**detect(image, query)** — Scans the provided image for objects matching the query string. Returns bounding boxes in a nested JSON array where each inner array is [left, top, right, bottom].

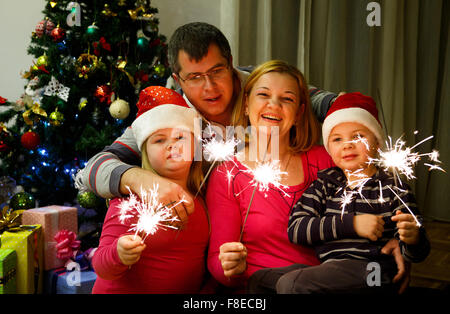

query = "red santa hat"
[[322, 92, 385, 152], [131, 86, 198, 150]]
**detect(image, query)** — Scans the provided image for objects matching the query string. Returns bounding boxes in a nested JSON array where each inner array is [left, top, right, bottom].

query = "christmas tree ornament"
[[136, 33, 149, 51], [86, 22, 99, 39], [153, 63, 166, 77], [76, 53, 99, 79], [109, 98, 130, 119], [49, 108, 64, 126], [43, 76, 70, 101], [35, 18, 55, 37], [23, 103, 48, 126], [118, 0, 127, 6], [78, 97, 88, 110], [66, 2, 81, 27], [94, 84, 113, 105], [77, 191, 99, 208], [20, 131, 40, 150], [36, 54, 48, 67], [51, 25, 66, 42], [101, 4, 117, 17], [0, 126, 12, 154], [9, 192, 35, 211], [49, 1, 58, 8]]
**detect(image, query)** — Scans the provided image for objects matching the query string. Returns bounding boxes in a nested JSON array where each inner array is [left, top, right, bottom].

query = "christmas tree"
[[0, 0, 169, 231]]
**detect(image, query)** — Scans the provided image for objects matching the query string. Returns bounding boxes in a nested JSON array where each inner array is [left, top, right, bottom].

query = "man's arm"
[[308, 85, 338, 123], [75, 127, 141, 199]]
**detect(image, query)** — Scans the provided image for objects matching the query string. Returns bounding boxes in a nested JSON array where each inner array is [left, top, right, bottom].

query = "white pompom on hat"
[[322, 92, 385, 153], [131, 86, 198, 151]]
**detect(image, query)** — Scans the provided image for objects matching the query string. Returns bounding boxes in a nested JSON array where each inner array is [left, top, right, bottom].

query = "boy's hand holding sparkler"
[[391, 210, 420, 245], [353, 214, 385, 241], [219, 242, 248, 277], [117, 234, 147, 266]]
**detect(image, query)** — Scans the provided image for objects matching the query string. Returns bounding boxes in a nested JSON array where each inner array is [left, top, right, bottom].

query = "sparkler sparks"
[[118, 185, 185, 241]]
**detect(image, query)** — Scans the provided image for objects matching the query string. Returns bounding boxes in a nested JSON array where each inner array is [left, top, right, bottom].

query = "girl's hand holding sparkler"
[[219, 242, 247, 277], [353, 214, 385, 241], [391, 210, 420, 245], [117, 234, 147, 266]]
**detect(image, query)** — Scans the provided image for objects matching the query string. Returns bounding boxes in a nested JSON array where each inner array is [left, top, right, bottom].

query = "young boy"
[[248, 92, 430, 294]]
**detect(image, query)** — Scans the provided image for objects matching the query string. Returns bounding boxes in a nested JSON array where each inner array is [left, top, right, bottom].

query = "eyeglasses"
[[177, 65, 230, 88]]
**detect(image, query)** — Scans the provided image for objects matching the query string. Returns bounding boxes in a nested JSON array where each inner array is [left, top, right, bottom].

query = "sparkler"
[[239, 133, 290, 241], [194, 128, 240, 198], [118, 185, 186, 241]]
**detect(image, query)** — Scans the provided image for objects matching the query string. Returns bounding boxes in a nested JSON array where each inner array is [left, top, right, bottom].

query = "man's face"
[[174, 44, 234, 125]]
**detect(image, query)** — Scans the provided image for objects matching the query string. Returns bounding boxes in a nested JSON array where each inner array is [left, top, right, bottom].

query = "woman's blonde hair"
[[140, 136, 205, 197], [231, 60, 321, 153]]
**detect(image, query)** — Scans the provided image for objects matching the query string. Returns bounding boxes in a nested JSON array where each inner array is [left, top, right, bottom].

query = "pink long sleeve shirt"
[[92, 197, 209, 294], [206, 145, 333, 289]]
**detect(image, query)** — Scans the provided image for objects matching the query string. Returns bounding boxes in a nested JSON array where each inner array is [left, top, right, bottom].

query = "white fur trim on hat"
[[322, 107, 384, 153], [132, 104, 198, 150]]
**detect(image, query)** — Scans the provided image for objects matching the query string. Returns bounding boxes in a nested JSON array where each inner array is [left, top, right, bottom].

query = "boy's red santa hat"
[[322, 92, 385, 152], [131, 86, 198, 150]]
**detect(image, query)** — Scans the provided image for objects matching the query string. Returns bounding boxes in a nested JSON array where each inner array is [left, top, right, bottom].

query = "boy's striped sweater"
[[288, 167, 430, 264]]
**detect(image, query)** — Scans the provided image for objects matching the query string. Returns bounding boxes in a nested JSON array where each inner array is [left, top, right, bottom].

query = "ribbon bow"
[[0, 206, 22, 235], [22, 102, 47, 126], [54, 229, 81, 260], [0, 96, 7, 104], [44, 76, 70, 102]]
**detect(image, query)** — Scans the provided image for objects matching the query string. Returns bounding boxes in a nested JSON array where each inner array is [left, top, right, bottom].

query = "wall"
[[0, 0, 47, 101]]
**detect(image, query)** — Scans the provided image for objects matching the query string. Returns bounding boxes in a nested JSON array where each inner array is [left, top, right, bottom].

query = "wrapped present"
[[0, 225, 43, 294], [0, 249, 17, 294], [21, 205, 78, 270], [44, 267, 97, 294]]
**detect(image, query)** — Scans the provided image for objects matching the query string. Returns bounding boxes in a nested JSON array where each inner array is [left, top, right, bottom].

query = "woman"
[[206, 60, 334, 291]]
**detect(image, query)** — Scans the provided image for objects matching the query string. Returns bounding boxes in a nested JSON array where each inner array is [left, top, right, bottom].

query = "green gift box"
[[0, 249, 17, 294], [0, 225, 43, 294]]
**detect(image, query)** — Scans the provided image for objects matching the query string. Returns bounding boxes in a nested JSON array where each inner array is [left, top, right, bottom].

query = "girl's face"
[[328, 122, 379, 175], [245, 72, 302, 145], [145, 128, 194, 178]]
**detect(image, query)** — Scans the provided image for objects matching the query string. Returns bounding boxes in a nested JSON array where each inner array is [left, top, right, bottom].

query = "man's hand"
[[120, 167, 195, 227], [381, 238, 411, 294]]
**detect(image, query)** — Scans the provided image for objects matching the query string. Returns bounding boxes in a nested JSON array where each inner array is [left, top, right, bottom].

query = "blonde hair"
[[232, 60, 320, 153], [141, 136, 205, 197]]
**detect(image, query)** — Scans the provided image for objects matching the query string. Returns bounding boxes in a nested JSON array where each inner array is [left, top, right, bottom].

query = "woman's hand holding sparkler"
[[120, 168, 195, 226], [353, 214, 385, 241], [391, 210, 420, 245], [219, 242, 248, 277], [117, 234, 147, 266]]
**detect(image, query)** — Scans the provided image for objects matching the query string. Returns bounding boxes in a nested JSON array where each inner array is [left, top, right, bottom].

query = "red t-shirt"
[[206, 145, 333, 288], [92, 197, 209, 293]]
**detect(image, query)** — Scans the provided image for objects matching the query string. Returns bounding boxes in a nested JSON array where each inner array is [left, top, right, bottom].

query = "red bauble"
[[21, 131, 40, 150], [35, 19, 55, 37], [94, 85, 113, 105], [51, 27, 66, 42]]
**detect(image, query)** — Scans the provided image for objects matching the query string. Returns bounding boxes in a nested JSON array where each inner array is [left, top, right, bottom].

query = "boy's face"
[[174, 44, 234, 125], [328, 122, 379, 174], [146, 128, 194, 179]]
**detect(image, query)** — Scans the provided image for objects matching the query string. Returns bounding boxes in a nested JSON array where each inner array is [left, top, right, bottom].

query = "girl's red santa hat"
[[131, 86, 198, 150], [322, 92, 385, 152]]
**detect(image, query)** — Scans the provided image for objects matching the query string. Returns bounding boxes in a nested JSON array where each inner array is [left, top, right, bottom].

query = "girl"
[[92, 86, 210, 293]]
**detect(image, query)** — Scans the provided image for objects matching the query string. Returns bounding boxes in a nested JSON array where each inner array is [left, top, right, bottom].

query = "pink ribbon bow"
[[54, 229, 81, 260]]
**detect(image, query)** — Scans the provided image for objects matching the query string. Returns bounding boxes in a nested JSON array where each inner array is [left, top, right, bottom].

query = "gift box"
[[44, 267, 97, 294], [0, 249, 17, 294], [21, 205, 78, 270], [0, 225, 43, 294]]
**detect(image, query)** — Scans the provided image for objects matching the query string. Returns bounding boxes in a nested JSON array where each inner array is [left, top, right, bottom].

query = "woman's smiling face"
[[245, 71, 301, 144]]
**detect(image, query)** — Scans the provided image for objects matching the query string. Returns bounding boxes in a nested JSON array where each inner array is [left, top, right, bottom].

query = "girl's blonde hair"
[[232, 60, 321, 153], [141, 136, 205, 197]]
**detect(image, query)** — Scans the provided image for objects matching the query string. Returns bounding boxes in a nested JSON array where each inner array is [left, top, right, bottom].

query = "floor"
[[410, 220, 450, 291]]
